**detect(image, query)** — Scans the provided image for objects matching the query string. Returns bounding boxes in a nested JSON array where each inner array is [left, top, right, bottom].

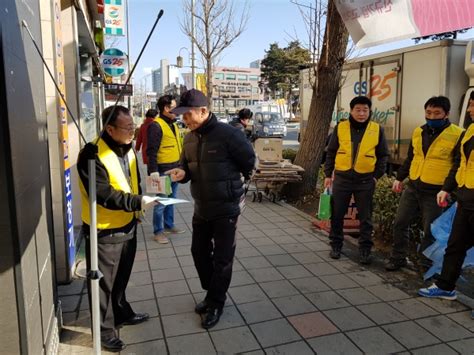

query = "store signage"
[[104, 83, 133, 96], [104, 0, 125, 36], [100, 48, 128, 77]]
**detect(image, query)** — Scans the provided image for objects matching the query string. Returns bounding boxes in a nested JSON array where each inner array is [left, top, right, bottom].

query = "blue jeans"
[[153, 181, 178, 234]]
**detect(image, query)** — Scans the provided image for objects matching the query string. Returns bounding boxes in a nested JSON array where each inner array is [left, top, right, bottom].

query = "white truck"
[[299, 39, 474, 166]]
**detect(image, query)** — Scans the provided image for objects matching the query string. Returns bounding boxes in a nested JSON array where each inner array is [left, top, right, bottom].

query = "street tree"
[[181, 0, 249, 108], [289, 0, 349, 198], [260, 41, 311, 100]]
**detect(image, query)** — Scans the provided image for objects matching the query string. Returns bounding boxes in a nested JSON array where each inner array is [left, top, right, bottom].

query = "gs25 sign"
[[100, 48, 128, 77], [353, 71, 397, 101]]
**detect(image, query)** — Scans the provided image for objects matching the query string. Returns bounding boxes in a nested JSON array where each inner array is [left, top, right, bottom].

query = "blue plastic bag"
[[423, 203, 474, 279]]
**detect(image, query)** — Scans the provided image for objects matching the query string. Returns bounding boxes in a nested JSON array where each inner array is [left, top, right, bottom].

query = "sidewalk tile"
[[346, 327, 404, 354], [177, 255, 194, 267], [280, 243, 311, 253], [237, 224, 259, 232], [238, 300, 281, 323], [256, 245, 287, 256], [129, 271, 153, 287], [248, 237, 275, 246], [229, 284, 268, 304], [277, 265, 312, 279], [410, 344, 458, 355], [157, 294, 196, 316], [366, 284, 411, 301], [284, 227, 308, 236], [152, 267, 184, 283], [304, 262, 341, 276], [265, 341, 313, 355], [148, 257, 180, 270], [290, 276, 330, 293], [241, 230, 267, 238], [161, 312, 205, 337], [266, 254, 299, 266], [319, 274, 359, 289], [210, 326, 260, 353], [273, 295, 317, 316], [58, 281, 85, 296], [275, 222, 297, 229], [383, 321, 441, 349], [256, 222, 280, 229], [181, 266, 199, 279], [120, 339, 166, 354], [448, 337, 474, 354], [337, 287, 381, 305], [260, 280, 299, 298], [154, 280, 190, 298], [324, 306, 375, 330], [60, 295, 81, 313], [236, 239, 253, 248], [305, 241, 332, 252], [250, 319, 301, 347], [132, 260, 150, 273], [358, 302, 408, 324], [148, 248, 176, 259], [174, 245, 191, 256], [130, 299, 159, 318], [230, 270, 255, 287], [389, 298, 439, 319], [346, 271, 384, 287], [238, 256, 272, 270], [210, 305, 245, 330], [306, 290, 350, 310], [307, 333, 363, 355], [416, 315, 473, 342], [288, 312, 338, 338], [290, 252, 324, 264], [236, 248, 262, 259], [187, 277, 203, 293], [329, 260, 365, 273], [167, 333, 215, 354], [127, 285, 155, 302], [418, 297, 468, 314], [248, 267, 284, 282], [120, 317, 163, 343], [447, 311, 474, 332]]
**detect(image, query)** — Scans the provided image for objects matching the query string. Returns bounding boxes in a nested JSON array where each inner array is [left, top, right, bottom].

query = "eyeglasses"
[[112, 124, 137, 132]]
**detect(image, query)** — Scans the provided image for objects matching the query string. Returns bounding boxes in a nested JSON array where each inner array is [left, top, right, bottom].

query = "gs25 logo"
[[353, 71, 397, 101]]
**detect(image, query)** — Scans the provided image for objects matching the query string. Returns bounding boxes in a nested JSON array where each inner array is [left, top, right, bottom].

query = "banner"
[[196, 73, 207, 95], [335, 0, 474, 48], [104, 0, 125, 36]]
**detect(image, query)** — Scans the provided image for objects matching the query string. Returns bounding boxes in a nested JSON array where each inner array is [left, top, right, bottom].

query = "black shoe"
[[330, 247, 341, 259], [195, 300, 209, 315], [101, 337, 126, 352], [121, 312, 150, 326], [359, 250, 372, 265], [201, 307, 223, 329], [385, 258, 407, 271]]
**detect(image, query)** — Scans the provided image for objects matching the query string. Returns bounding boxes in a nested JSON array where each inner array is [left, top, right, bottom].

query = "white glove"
[[150, 171, 160, 182], [141, 196, 158, 210]]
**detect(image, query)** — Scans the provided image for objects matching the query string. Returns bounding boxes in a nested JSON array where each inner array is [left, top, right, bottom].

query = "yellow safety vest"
[[409, 124, 463, 185], [456, 123, 474, 188], [335, 120, 380, 174], [155, 117, 182, 164], [80, 138, 139, 230]]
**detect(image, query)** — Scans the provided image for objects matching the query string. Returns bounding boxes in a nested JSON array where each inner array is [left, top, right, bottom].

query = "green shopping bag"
[[317, 188, 332, 220], [164, 175, 172, 196]]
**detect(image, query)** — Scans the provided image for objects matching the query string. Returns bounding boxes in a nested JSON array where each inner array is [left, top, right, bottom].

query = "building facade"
[[212, 66, 262, 115]]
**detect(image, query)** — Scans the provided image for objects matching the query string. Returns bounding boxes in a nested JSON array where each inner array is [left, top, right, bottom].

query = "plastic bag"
[[318, 188, 332, 220], [424, 203, 474, 280]]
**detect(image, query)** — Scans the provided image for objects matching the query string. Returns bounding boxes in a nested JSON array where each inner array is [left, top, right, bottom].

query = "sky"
[[110, 0, 474, 90]]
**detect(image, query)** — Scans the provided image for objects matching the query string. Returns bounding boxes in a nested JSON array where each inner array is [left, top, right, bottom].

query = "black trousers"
[[86, 232, 137, 340], [391, 184, 442, 261], [329, 177, 375, 251], [191, 214, 238, 309], [436, 206, 474, 291]]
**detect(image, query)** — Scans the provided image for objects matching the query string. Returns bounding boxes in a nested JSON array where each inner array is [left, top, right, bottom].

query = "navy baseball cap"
[[171, 89, 208, 115]]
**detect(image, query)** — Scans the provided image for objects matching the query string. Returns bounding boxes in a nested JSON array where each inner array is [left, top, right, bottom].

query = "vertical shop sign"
[[104, 0, 125, 36]]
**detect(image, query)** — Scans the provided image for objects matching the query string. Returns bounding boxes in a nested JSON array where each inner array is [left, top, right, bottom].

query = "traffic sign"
[[100, 48, 128, 77]]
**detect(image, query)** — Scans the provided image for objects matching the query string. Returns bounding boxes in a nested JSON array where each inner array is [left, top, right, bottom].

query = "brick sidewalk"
[[58, 185, 474, 354]]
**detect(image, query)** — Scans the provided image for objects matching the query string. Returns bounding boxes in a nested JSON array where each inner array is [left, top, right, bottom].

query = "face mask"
[[425, 118, 446, 128]]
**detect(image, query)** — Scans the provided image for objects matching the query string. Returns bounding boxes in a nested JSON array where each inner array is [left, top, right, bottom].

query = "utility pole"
[[126, 0, 132, 111], [191, 0, 196, 89]]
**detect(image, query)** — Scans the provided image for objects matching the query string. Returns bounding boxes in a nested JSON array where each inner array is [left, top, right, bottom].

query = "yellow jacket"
[[154, 117, 183, 164], [456, 123, 474, 188]]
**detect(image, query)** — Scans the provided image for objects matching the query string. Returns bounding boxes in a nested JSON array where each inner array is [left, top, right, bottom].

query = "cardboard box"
[[254, 138, 283, 161]]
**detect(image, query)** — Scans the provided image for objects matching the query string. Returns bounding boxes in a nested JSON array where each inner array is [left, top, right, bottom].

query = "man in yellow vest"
[[146, 94, 185, 244], [77, 105, 156, 352], [418, 91, 474, 300], [386, 96, 464, 271], [324, 96, 389, 264]]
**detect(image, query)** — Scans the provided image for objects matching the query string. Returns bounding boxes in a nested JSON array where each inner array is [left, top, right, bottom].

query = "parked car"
[[252, 111, 287, 138]]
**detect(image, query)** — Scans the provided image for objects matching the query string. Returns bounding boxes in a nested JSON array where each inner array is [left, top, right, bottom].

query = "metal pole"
[[88, 159, 101, 354], [126, 0, 132, 111], [191, 0, 196, 89]]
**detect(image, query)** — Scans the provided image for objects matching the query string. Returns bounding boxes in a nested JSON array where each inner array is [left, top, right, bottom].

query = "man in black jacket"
[[324, 96, 389, 264], [77, 106, 155, 352], [385, 96, 463, 271], [229, 108, 252, 140], [166, 89, 256, 329]]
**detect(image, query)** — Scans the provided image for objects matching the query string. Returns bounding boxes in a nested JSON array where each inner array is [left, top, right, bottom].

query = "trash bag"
[[423, 203, 474, 280], [318, 188, 331, 221]]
